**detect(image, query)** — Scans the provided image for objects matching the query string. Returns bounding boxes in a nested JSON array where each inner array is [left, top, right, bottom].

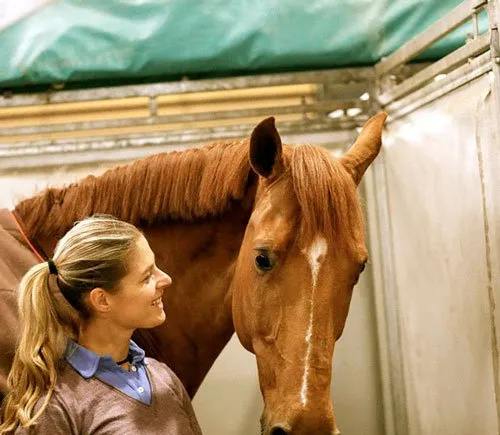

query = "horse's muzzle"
[[266, 424, 341, 435]]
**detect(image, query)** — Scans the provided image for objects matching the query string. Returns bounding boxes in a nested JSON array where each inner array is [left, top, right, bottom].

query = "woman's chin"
[[155, 310, 167, 326], [136, 310, 166, 330]]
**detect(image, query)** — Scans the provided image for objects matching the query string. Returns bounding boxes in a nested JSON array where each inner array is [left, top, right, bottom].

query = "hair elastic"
[[47, 259, 58, 276]]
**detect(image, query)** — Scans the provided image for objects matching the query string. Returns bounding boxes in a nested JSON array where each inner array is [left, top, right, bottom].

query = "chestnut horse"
[[0, 113, 386, 435]]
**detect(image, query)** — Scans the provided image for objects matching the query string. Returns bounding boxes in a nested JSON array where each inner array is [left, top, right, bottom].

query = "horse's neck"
[[15, 139, 256, 396], [135, 203, 251, 397]]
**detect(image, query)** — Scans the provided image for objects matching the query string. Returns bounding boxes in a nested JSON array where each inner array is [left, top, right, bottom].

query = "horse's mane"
[[15, 140, 253, 239], [15, 139, 362, 251]]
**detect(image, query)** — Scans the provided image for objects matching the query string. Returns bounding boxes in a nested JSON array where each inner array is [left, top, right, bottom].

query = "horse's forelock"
[[288, 145, 363, 252]]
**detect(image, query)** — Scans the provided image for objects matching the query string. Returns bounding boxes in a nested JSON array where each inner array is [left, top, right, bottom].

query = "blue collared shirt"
[[64, 339, 152, 405]]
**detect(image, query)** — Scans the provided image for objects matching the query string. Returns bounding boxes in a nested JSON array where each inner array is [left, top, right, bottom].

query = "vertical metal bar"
[[486, 1, 500, 431], [364, 165, 397, 435], [473, 12, 480, 38], [364, 87, 409, 434], [363, 89, 409, 435]]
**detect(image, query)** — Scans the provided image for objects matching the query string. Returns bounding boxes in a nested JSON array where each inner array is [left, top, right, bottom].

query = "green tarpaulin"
[[0, 0, 487, 89]]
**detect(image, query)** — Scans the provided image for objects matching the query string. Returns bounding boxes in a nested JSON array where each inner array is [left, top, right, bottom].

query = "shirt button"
[[137, 387, 145, 394], [131, 366, 137, 372]]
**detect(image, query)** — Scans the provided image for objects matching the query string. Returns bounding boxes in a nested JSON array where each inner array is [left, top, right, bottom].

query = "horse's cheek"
[[254, 283, 282, 341]]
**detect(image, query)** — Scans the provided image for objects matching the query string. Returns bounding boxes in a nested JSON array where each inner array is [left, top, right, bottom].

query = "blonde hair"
[[0, 215, 142, 433]]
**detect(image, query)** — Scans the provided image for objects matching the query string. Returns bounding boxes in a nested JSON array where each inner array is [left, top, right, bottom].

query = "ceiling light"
[[327, 109, 344, 119], [359, 92, 370, 101], [346, 107, 362, 117]]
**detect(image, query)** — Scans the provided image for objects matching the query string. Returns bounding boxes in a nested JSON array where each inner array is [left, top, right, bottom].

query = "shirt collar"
[[64, 339, 147, 378], [128, 340, 147, 365]]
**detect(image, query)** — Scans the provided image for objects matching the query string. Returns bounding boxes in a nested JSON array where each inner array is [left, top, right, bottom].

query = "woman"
[[0, 215, 202, 435]]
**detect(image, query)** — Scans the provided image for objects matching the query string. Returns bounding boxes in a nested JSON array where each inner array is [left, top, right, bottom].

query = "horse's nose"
[[270, 425, 340, 435], [269, 424, 290, 435]]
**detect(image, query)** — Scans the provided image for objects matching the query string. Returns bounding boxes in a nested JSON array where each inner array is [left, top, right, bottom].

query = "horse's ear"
[[249, 117, 283, 178], [341, 112, 387, 185]]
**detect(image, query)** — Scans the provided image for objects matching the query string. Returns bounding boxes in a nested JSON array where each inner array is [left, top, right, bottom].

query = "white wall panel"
[[371, 73, 499, 435]]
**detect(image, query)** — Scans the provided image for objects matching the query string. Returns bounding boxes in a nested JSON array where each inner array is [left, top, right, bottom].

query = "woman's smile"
[[151, 296, 163, 308]]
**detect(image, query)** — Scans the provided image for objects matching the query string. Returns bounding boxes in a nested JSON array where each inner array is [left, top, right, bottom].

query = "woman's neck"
[[78, 319, 133, 363]]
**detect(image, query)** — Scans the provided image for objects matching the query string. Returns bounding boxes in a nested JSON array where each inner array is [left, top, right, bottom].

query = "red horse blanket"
[[0, 209, 39, 401]]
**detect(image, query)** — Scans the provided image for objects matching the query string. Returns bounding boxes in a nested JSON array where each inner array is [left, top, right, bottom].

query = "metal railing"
[[376, 0, 492, 116]]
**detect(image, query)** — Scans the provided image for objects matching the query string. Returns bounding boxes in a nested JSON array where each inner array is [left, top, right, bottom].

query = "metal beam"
[[0, 116, 367, 157], [0, 120, 359, 170], [0, 99, 369, 138], [378, 32, 490, 106], [375, 0, 487, 76], [0, 68, 374, 107], [385, 50, 492, 121], [0, 137, 353, 171]]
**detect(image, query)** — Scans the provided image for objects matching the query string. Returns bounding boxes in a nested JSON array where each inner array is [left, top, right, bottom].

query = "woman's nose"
[[157, 270, 172, 287]]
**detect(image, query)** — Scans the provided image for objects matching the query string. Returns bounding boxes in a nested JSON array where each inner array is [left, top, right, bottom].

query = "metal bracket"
[[489, 1, 500, 62]]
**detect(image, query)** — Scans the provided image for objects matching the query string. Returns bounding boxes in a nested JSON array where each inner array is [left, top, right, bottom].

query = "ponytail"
[[1, 215, 141, 433], [0, 262, 79, 433]]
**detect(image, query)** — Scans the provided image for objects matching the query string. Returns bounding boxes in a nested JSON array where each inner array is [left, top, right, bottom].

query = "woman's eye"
[[144, 273, 153, 283], [255, 253, 273, 272]]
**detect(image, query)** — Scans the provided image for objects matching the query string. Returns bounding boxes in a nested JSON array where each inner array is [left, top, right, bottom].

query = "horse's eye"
[[360, 263, 366, 274], [255, 253, 273, 272]]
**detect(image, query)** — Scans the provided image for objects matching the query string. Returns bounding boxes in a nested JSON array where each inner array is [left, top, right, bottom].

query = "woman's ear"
[[88, 288, 112, 314]]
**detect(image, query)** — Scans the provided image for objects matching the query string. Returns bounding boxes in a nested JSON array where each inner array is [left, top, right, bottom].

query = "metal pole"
[[486, 1, 500, 431]]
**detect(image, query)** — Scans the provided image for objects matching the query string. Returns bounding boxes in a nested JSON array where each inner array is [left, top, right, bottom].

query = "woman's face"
[[107, 235, 172, 330]]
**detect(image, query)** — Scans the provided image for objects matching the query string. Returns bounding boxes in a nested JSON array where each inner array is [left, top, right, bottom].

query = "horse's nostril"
[[270, 426, 289, 435]]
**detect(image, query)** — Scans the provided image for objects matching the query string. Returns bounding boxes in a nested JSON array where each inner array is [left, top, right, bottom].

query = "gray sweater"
[[16, 358, 203, 435]]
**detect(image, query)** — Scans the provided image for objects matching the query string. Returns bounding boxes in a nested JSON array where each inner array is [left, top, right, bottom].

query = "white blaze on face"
[[300, 236, 328, 406]]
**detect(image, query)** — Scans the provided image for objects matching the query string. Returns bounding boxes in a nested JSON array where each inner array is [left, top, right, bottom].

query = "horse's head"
[[231, 113, 386, 435]]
